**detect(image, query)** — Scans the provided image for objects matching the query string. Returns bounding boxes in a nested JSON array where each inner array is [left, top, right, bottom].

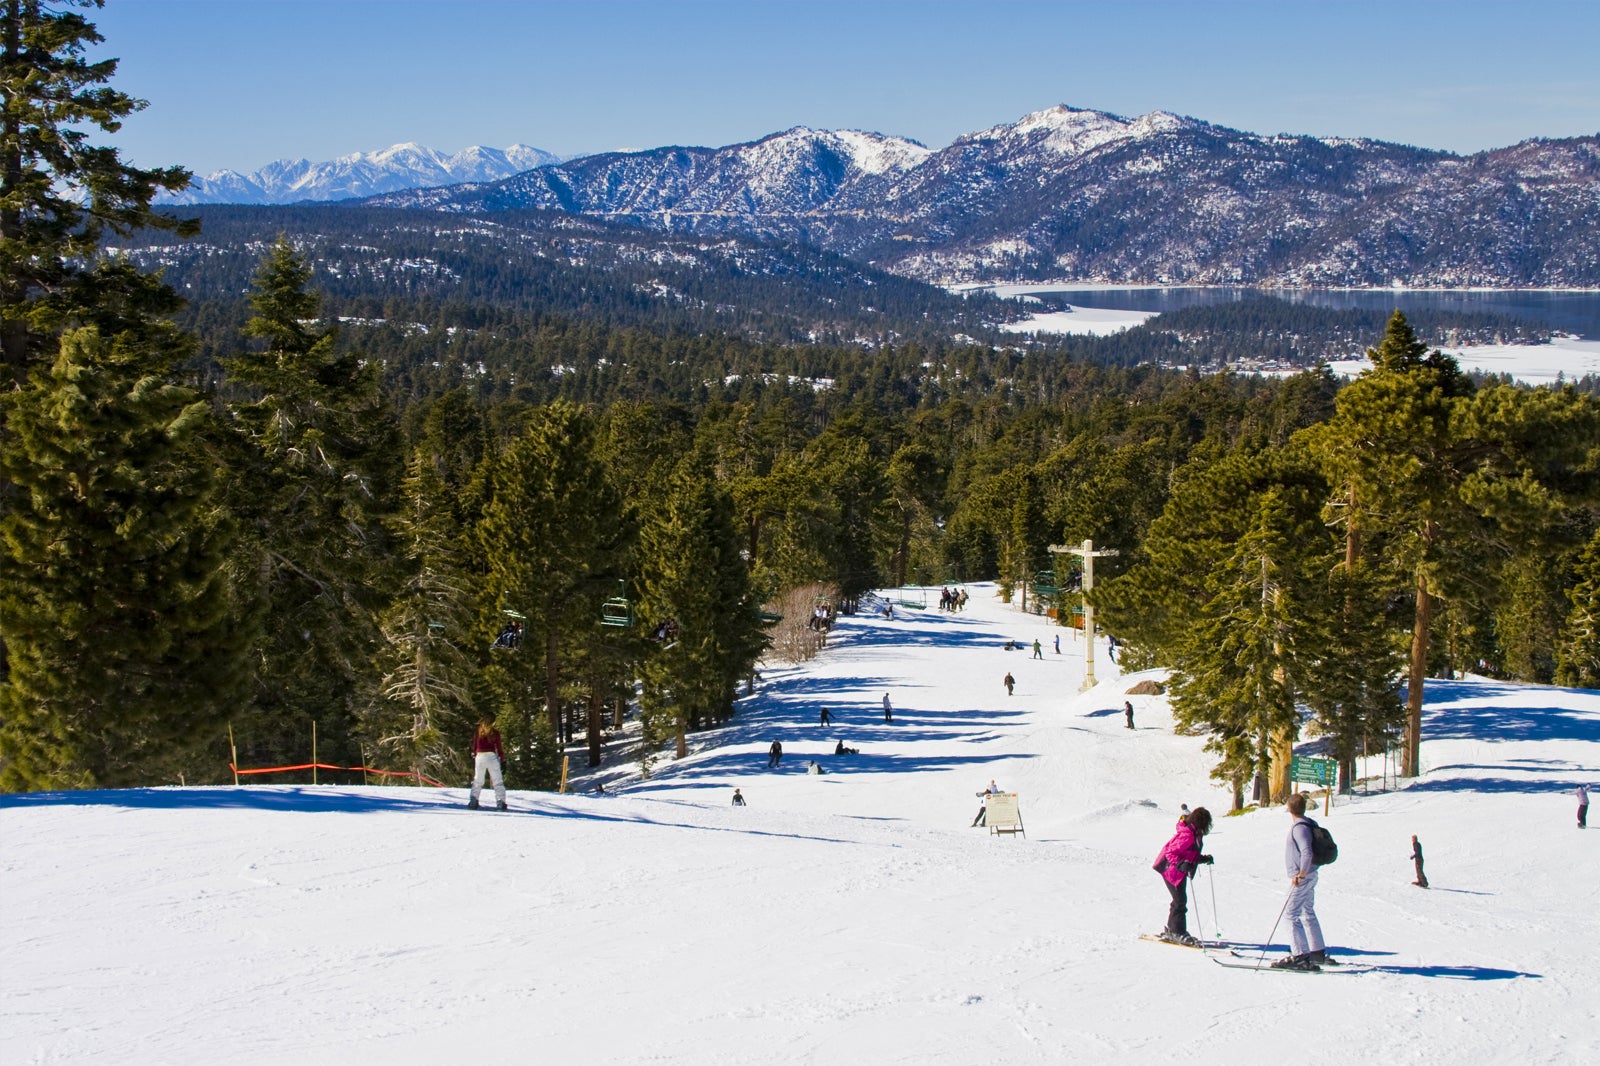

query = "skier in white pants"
[[1274, 791, 1327, 969], [468, 716, 507, 811]]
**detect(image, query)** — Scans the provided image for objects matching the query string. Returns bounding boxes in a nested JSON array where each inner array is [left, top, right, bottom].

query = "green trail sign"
[[1290, 756, 1337, 787]]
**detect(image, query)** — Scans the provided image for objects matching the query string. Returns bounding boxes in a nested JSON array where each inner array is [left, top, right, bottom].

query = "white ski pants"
[[471, 752, 505, 805], [1286, 869, 1325, 956]]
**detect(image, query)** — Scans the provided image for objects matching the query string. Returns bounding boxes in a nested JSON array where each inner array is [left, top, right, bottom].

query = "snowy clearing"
[[1328, 335, 1600, 386], [3, 586, 1597, 1065], [999, 305, 1158, 336]]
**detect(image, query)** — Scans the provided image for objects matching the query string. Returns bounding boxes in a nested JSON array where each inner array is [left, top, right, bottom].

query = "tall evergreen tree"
[[221, 239, 395, 768], [361, 449, 478, 784], [1556, 530, 1600, 688], [474, 402, 626, 781], [0, 325, 246, 788], [1310, 311, 1474, 778], [1, 0, 194, 383], [637, 454, 766, 764]]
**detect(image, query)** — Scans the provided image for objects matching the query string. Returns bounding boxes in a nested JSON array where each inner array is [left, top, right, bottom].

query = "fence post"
[[228, 722, 239, 786], [312, 721, 318, 785]]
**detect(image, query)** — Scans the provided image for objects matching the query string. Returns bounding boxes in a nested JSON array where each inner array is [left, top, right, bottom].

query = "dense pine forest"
[[3, 1, 1598, 804]]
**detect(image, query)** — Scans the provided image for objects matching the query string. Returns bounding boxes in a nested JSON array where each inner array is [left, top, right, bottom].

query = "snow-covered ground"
[[1329, 335, 1600, 386], [999, 305, 1158, 336], [4, 586, 1597, 1065]]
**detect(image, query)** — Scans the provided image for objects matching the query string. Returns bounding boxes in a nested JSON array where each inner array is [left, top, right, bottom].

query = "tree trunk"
[[895, 514, 910, 589], [1404, 567, 1432, 778], [585, 675, 601, 758], [674, 715, 688, 760], [544, 629, 562, 745], [1269, 726, 1294, 804]]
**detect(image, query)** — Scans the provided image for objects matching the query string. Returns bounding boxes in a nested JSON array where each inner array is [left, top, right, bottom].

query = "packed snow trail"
[[3, 586, 1597, 1064]]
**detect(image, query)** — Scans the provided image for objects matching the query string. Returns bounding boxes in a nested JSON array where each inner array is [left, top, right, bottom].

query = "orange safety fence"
[[228, 762, 446, 788]]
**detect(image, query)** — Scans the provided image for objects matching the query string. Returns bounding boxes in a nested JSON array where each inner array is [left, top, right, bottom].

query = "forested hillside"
[[4, 2, 1598, 807]]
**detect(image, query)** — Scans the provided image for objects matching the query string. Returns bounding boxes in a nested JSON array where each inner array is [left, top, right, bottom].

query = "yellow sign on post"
[[986, 792, 1024, 837]]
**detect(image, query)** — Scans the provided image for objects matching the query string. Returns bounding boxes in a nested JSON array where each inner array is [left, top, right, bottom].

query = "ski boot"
[[466, 798, 480, 810], [1270, 953, 1319, 971], [1161, 931, 1200, 948], [496, 800, 508, 811], [1305, 949, 1340, 967]]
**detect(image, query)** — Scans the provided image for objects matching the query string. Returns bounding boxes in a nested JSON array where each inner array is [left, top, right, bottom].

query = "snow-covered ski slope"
[[4, 585, 1597, 1065]]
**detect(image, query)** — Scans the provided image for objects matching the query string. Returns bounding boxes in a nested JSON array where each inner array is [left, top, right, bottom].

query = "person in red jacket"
[[1153, 807, 1213, 945], [468, 716, 507, 811]]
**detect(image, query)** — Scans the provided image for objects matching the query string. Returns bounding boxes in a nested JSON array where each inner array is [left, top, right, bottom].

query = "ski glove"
[[1199, 854, 1214, 865]]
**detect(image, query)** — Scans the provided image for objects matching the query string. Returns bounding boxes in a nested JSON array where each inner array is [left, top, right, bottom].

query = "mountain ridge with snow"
[[164, 142, 562, 205], [364, 105, 1600, 289]]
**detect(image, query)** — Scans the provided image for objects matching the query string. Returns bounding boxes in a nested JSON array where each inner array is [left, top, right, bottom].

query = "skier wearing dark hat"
[[1153, 806, 1213, 945]]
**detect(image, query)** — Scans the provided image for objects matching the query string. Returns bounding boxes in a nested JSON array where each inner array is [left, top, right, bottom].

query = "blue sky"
[[93, 0, 1599, 175]]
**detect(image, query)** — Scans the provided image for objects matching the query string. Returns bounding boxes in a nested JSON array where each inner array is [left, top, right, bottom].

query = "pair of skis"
[[1138, 934, 1370, 974]]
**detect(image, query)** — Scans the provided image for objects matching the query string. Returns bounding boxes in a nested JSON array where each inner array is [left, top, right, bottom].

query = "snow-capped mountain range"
[[171, 106, 1600, 287], [164, 143, 561, 205]]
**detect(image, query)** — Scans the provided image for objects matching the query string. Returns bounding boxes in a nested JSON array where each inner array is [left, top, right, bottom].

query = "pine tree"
[[1166, 487, 1325, 808], [1556, 530, 1600, 688], [637, 455, 766, 763], [0, 325, 246, 788], [1310, 311, 1474, 778], [221, 239, 395, 769], [474, 402, 626, 784], [361, 449, 478, 784], [1, 0, 195, 383]]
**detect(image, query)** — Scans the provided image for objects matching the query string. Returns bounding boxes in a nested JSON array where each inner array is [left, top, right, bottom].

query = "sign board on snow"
[[986, 792, 1023, 835], [1290, 756, 1336, 787]]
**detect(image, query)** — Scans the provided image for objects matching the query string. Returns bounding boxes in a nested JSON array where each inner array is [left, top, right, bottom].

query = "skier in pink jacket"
[[1153, 807, 1213, 945]]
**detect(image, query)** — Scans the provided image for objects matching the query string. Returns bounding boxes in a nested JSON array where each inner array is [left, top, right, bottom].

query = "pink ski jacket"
[[1158, 820, 1203, 887]]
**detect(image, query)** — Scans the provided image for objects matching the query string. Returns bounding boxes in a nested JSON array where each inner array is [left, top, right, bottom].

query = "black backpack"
[[1304, 817, 1338, 865]]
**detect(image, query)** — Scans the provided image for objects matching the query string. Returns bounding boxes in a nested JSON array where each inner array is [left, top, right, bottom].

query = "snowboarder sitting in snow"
[[732, 788, 746, 806], [834, 740, 858, 755], [1153, 806, 1213, 945]]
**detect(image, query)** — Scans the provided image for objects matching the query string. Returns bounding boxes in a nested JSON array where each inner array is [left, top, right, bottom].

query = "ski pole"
[[1208, 864, 1221, 938], [1250, 886, 1295, 970], [1188, 873, 1206, 945]]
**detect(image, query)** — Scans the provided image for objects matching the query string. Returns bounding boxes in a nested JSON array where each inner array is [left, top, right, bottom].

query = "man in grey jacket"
[[1273, 792, 1331, 970]]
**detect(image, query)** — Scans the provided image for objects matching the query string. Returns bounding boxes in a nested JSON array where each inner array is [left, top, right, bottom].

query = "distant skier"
[[819, 706, 832, 726], [1054, 634, 1060, 655], [1578, 783, 1589, 829], [467, 716, 507, 811], [882, 693, 893, 724], [971, 780, 999, 827], [1273, 792, 1330, 970], [768, 740, 783, 769], [1004, 672, 1015, 696], [1152, 806, 1213, 945], [1409, 835, 1429, 888], [1124, 701, 1135, 730], [1032, 639, 1043, 659], [732, 788, 746, 806]]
